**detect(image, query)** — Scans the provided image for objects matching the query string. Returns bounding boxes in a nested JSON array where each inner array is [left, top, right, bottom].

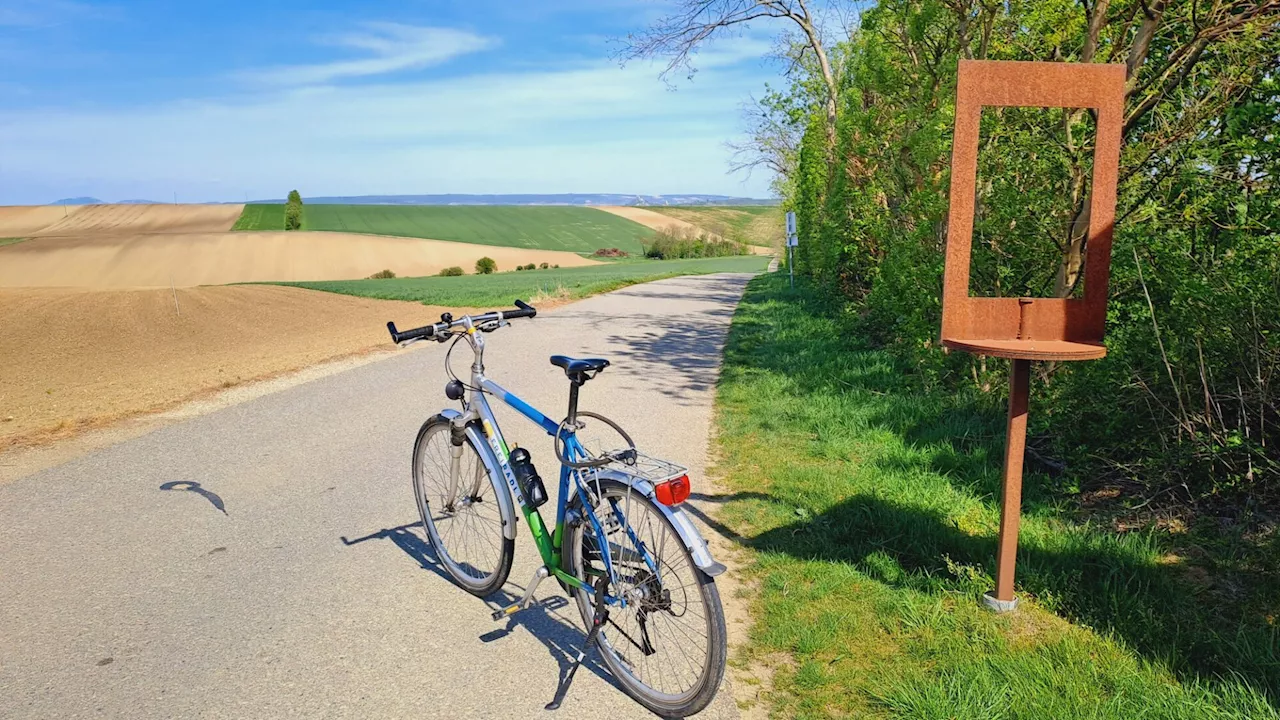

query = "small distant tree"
[[475, 257, 497, 274], [284, 189, 304, 230], [367, 269, 396, 279], [539, 262, 549, 269], [516, 265, 526, 271], [438, 266, 464, 276]]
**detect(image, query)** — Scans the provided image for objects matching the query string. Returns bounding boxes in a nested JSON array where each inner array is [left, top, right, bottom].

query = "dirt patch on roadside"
[[0, 285, 458, 448], [30, 203, 244, 236], [0, 231, 598, 288]]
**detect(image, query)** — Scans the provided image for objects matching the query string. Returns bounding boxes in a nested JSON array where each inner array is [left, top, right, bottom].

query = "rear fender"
[[594, 469, 726, 577]]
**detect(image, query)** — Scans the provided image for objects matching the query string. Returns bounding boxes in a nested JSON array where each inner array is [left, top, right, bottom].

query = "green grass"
[[712, 273, 1279, 719], [0, 237, 26, 248], [280, 255, 768, 308], [232, 204, 655, 253]]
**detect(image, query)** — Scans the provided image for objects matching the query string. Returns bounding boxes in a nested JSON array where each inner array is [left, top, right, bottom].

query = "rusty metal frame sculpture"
[[939, 60, 1125, 612]]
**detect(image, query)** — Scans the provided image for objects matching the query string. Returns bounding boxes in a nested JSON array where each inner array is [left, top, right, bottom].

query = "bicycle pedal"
[[490, 603, 522, 621]]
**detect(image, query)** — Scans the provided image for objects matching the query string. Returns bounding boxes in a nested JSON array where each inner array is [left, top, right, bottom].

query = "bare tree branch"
[[617, 0, 849, 140]]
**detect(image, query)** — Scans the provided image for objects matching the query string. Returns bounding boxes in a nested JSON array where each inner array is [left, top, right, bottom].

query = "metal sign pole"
[[785, 211, 797, 290]]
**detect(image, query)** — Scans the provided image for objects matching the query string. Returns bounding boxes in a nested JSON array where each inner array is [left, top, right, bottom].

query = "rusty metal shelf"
[[941, 337, 1106, 361]]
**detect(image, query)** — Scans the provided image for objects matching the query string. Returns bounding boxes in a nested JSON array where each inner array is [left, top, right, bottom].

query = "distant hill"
[[244, 193, 777, 206], [52, 197, 102, 206]]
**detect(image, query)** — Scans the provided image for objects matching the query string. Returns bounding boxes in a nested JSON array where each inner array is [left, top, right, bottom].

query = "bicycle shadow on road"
[[340, 521, 621, 695]]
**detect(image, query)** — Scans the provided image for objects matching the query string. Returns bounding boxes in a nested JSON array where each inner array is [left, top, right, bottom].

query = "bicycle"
[[386, 300, 728, 717]]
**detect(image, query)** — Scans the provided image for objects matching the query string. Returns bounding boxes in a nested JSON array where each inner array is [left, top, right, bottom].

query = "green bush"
[[438, 266, 464, 276], [475, 257, 497, 274], [516, 265, 526, 271], [642, 228, 749, 260], [367, 269, 396, 279], [539, 262, 549, 269]]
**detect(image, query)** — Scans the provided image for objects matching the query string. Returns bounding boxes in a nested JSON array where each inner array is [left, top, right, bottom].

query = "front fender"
[[596, 470, 727, 577], [439, 409, 518, 540]]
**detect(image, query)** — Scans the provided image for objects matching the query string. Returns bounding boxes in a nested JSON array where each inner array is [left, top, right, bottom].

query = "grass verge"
[[0, 237, 26, 247], [711, 273, 1278, 719], [279, 256, 769, 308], [233, 204, 655, 253]]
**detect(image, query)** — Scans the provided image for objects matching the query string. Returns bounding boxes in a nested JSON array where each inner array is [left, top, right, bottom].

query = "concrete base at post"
[[981, 591, 1018, 613]]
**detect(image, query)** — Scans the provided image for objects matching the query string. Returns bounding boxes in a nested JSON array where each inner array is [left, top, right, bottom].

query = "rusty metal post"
[[984, 357, 1030, 612], [936, 60, 1126, 613]]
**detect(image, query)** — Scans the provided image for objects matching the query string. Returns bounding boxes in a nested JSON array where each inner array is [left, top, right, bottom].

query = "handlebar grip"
[[387, 321, 435, 344], [507, 299, 537, 319]]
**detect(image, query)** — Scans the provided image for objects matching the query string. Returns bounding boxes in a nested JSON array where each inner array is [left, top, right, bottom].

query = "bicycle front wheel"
[[413, 415, 514, 597], [565, 478, 727, 717]]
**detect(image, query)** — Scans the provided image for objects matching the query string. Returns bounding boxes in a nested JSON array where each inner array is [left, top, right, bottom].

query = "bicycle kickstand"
[[545, 576, 610, 711]]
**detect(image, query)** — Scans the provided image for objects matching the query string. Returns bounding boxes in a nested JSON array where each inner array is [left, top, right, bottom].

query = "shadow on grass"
[[721, 273, 1280, 707]]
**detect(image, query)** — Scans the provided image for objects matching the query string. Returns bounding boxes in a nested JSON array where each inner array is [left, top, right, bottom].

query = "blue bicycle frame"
[[450, 323, 659, 604]]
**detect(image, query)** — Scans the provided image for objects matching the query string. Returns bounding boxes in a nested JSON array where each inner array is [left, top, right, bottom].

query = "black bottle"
[[509, 447, 548, 508]]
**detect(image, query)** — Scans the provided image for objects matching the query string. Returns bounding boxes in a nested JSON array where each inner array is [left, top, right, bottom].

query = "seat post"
[[566, 381, 581, 425]]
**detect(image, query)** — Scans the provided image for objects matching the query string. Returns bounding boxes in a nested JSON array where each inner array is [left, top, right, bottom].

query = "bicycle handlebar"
[[386, 299, 537, 345]]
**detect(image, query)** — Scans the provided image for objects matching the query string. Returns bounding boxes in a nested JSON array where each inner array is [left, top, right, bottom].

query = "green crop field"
[[232, 204, 285, 231], [0, 237, 26, 248], [646, 205, 782, 247], [233, 204, 655, 253], [280, 255, 768, 308]]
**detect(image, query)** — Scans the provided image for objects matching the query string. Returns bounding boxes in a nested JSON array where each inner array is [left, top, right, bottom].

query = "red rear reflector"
[[654, 474, 691, 506]]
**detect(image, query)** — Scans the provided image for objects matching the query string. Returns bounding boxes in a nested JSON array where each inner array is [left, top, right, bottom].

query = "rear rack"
[[579, 449, 686, 486]]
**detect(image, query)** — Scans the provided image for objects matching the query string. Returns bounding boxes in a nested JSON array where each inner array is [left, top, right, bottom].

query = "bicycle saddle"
[[550, 355, 609, 383]]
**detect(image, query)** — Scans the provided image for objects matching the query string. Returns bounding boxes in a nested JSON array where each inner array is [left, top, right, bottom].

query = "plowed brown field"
[[0, 285, 455, 447], [597, 206, 707, 235], [597, 206, 774, 255], [30, 203, 244, 236], [0, 206, 83, 236], [0, 231, 597, 288]]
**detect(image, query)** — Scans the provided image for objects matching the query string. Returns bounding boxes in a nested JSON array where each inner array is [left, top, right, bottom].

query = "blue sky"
[[0, 0, 782, 204]]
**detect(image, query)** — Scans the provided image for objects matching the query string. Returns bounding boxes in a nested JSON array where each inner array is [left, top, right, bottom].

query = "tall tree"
[[618, 0, 853, 142]]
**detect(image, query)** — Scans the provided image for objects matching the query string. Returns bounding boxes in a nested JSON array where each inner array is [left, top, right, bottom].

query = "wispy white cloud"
[[243, 23, 497, 86], [0, 35, 776, 202]]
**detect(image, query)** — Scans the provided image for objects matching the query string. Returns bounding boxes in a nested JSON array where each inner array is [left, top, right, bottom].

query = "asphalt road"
[[0, 273, 755, 719]]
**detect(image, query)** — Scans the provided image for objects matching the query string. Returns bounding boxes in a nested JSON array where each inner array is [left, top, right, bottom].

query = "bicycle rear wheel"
[[413, 415, 514, 597], [565, 478, 727, 717]]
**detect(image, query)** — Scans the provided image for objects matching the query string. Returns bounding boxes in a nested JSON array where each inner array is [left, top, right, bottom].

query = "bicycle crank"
[[491, 566, 550, 621]]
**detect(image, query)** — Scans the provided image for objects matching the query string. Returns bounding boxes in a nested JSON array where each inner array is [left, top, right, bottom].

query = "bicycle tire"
[[564, 478, 727, 717], [412, 415, 514, 597]]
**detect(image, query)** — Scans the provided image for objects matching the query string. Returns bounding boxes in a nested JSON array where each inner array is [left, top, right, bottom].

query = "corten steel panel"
[[940, 60, 1125, 361]]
